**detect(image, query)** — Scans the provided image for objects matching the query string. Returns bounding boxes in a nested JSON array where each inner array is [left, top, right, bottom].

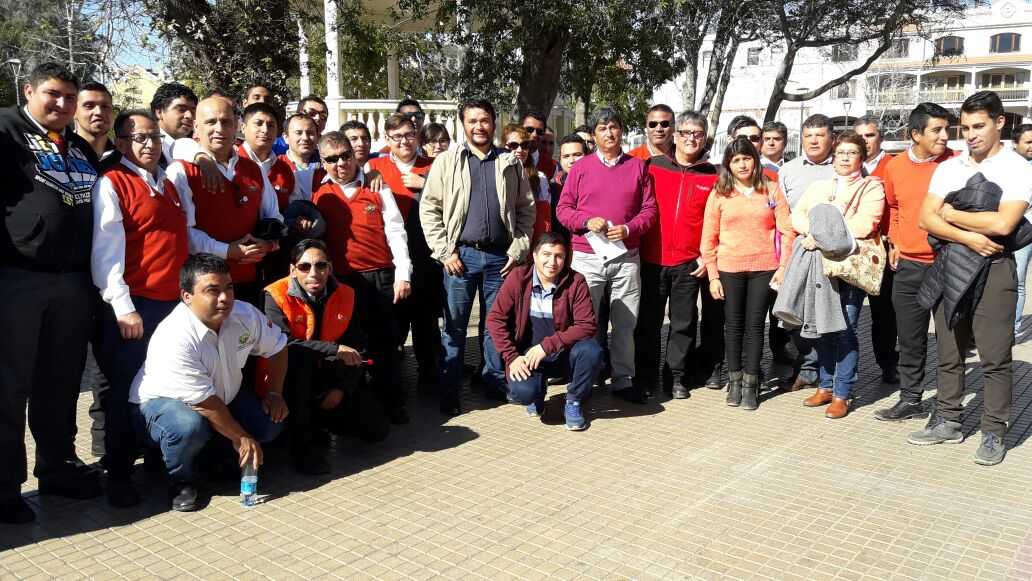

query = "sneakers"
[[974, 431, 1006, 466], [874, 400, 927, 422], [526, 398, 544, 418], [564, 400, 587, 431], [907, 417, 964, 446]]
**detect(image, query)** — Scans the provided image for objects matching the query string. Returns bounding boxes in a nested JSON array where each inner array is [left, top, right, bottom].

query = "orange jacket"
[[264, 276, 355, 342]]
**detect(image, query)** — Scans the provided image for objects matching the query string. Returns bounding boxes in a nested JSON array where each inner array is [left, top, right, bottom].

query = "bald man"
[[166, 97, 283, 305]]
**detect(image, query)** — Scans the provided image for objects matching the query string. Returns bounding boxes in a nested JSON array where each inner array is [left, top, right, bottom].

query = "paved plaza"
[[2, 304, 1032, 580]]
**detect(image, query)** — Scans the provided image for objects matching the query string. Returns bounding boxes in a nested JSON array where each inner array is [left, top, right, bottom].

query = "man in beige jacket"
[[420, 98, 535, 416]]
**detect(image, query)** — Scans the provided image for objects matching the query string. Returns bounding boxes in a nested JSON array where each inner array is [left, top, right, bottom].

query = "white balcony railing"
[[984, 86, 1030, 100], [917, 87, 966, 103]]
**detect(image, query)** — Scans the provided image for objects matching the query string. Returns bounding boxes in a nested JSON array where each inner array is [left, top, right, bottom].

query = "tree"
[[761, 0, 965, 122]]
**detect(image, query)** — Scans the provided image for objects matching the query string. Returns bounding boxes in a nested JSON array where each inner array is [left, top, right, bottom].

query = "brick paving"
[[3, 303, 1032, 580]]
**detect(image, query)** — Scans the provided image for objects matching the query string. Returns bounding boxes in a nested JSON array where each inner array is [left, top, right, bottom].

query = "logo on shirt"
[[364, 202, 378, 214], [24, 132, 97, 206], [238, 332, 252, 346]]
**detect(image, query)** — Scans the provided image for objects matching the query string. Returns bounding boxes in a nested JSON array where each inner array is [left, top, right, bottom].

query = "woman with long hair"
[[701, 136, 794, 410]]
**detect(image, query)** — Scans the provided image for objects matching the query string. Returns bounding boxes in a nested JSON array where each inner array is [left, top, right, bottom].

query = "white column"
[[298, 18, 311, 98], [387, 50, 401, 99], [324, 0, 342, 130]]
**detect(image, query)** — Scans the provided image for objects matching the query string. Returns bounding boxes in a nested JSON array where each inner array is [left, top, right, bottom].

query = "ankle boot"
[[726, 371, 743, 407], [741, 373, 759, 410]]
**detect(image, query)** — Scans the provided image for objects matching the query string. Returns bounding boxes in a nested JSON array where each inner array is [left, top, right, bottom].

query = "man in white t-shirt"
[[908, 91, 1032, 466], [129, 254, 289, 511]]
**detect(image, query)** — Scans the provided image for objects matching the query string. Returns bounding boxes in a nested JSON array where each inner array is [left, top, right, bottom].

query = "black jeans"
[[868, 266, 899, 372], [395, 254, 443, 375], [635, 260, 704, 384], [342, 268, 405, 412], [891, 259, 933, 403], [720, 270, 774, 375], [0, 269, 95, 498]]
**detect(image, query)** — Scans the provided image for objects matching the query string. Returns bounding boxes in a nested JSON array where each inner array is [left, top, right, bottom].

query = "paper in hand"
[[584, 220, 627, 263]]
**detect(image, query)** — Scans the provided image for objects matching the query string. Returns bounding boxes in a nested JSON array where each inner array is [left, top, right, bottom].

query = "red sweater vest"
[[103, 165, 189, 301], [312, 181, 393, 274], [183, 159, 264, 283], [367, 155, 433, 221], [641, 158, 719, 266], [238, 145, 295, 210]]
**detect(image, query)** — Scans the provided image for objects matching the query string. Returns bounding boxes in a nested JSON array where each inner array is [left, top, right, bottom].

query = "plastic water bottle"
[[240, 464, 258, 508]]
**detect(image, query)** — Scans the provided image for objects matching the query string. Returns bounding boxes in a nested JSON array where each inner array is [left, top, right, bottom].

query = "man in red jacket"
[[635, 110, 721, 398], [486, 232, 601, 431]]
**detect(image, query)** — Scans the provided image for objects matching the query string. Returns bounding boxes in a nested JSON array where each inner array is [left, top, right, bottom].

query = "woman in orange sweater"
[[701, 137, 794, 410], [790, 131, 885, 419]]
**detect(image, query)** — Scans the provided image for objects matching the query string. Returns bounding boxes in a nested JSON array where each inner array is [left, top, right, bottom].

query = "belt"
[[457, 240, 507, 252]]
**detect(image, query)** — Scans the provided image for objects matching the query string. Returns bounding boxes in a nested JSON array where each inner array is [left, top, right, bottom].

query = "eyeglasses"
[[295, 261, 329, 273], [117, 133, 162, 144], [677, 129, 706, 140], [387, 132, 418, 143], [506, 141, 532, 151], [742, 135, 761, 143], [323, 151, 354, 164], [523, 126, 546, 135], [431, 139, 451, 146], [404, 111, 426, 122], [647, 120, 672, 129], [835, 150, 862, 159], [303, 109, 328, 119]]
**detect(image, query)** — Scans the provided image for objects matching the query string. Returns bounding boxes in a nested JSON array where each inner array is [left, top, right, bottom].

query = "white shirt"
[[321, 170, 412, 282], [91, 157, 181, 316], [160, 130, 178, 164], [596, 150, 622, 168], [130, 301, 287, 405], [534, 174, 550, 202], [928, 147, 1032, 207], [761, 155, 784, 171], [862, 150, 887, 176], [166, 150, 283, 258]]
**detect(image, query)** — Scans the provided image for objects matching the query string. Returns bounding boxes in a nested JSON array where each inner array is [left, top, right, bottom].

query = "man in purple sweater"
[[557, 107, 658, 403]]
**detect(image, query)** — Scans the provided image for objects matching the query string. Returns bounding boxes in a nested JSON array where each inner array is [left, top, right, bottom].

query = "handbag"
[[821, 179, 886, 296]]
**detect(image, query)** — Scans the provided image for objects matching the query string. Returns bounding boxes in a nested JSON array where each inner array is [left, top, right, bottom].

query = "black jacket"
[[918, 172, 1032, 328], [0, 106, 99, 272]]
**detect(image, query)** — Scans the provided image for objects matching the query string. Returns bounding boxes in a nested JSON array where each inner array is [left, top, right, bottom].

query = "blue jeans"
[[440, 246, 507, 394], [1014, 243, 1031, 332], [133, 391, 283, 483], [816, 282, 866, 399], [507, 339, 603, 405]]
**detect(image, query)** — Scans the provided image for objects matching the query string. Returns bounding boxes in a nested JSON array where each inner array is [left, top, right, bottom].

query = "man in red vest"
[[264, 239, 389, 474], [521, 112, 558, 180], [239, 103, 296, 211], [313, 131, 413, 424], [91, 109, 189, 507], [367, 113, 441, 392], [166, 96, 283, 306]]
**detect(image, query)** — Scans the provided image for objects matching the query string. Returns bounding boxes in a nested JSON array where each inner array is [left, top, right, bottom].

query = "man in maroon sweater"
[[486, 232, 601, 430], [635, 110, 722, 399], [557, 106, 658, 404]]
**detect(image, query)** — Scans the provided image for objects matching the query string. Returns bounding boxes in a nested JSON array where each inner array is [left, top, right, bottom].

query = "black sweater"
[[0, 106, 99, 272]]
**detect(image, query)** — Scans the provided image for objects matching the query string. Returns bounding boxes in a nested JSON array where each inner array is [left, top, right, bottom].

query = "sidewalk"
[[2, 304, 1032, 580]]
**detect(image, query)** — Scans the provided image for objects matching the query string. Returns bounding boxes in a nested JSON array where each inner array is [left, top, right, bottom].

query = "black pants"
[[0, 268, 94, 499], [283, 347, 388, 458], [867, 266, 899, 372], [94, 297, 178, 477], [635, 260, 704, 384], [721, 270, 774, 375], [892, 259, 933, 402], [767, 298, 796, 367], [933, 258, 1017, 435], [342, 269, 405, 411], [395, 254, 443, 375]]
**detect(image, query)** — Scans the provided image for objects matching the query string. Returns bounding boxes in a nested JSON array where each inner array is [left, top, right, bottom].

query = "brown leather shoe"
[[788, 376, 817, 392], [825, 397, 849, 419], [803, 389, 833, 407]]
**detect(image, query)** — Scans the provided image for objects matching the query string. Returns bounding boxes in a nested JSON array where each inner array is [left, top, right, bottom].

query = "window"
[[935, 36, 964, 57], [991, 33, 1021, 53], [887, 39, 909, 58], [832, 44, 858, 62], [747, 47, 761, 66], [834, 80, 857, 99], [982, 73, 1017, 87]]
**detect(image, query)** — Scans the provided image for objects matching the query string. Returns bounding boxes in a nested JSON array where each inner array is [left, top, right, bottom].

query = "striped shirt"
[[530, 269, 559, 361]]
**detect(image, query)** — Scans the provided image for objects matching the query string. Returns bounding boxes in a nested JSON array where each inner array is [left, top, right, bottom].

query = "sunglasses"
[[743, 135, 761, 143], [507, 141, 532, 151], [405, 111, 426, 122], [523, 126, 546, 135], [323, 151, 355, 164], [303, 109, 328, 119], [118, 133, 162, 144], [295, 261, 329, 273], [647, 120, 672, 129]]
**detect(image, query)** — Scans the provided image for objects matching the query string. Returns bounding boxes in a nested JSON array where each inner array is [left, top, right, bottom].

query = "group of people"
[[3, 60, 1030, 523]]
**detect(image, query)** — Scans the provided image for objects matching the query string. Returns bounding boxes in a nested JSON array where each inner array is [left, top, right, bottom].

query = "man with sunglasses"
[[520, 112, 558, 180], [636, 110, 721, 399], [368, 113, 441, 393], [264, 239, 389, 474], [629, 104, 675, 161], [91, 110, 189, 507], [313, 131, 413, 424]]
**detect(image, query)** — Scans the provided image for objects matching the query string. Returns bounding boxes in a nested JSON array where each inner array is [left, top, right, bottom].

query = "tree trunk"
[[680, 58, 697, 111], [706, 36, 738, 133], [515, 26, 570, 117], [763, 45, 796, 123]]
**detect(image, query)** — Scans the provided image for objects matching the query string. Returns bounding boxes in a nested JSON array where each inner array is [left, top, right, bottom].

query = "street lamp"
[[797, 87, 809, 156], [4, 58, 21, 106], [843, 100, 853, 130]]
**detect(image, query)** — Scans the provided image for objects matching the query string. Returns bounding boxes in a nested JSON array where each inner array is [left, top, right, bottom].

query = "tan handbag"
[[821, 179, 886, 296]]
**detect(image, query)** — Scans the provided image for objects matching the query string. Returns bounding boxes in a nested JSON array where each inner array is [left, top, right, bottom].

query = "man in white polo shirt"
[[130, 253, 289, 511], [909, 91, 1032, 466]]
